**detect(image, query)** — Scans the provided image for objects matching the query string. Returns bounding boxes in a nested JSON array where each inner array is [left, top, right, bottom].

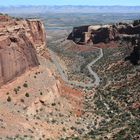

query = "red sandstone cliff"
[[69, 20, 140, 44], [0, 14, 46, 87]]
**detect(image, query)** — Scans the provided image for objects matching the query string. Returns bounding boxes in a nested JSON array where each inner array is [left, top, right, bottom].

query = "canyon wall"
[[68, 20, 140, 64], [69, 20, 140, 44], [0, 14, 46, 87]]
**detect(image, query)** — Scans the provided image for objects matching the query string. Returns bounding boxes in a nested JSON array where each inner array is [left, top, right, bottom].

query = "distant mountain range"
[[0, 6, 140, 14]]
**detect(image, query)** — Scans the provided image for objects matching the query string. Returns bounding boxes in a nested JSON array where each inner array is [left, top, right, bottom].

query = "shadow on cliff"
[[67, 32, 73, 40], [125, 46, 140, 65], [125, 38, 140, 65]]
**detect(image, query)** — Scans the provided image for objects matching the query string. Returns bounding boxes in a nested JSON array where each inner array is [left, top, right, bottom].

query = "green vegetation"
[[25, 93, 29, 97], [13, 86, 21, 94], [84, 43, 140, 139], [23, 83, 28, 88], [20, 99, 24, 103], [7, 96, 11, 102]]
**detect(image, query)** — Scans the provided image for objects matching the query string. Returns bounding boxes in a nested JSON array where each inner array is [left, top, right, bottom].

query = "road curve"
[[48, 47, 103, 88]]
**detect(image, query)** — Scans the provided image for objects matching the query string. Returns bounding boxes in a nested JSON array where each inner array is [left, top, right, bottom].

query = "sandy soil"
[[0, 54, 83, 139]]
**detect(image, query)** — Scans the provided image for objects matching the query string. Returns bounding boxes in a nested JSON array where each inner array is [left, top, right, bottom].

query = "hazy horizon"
[[1, 5, 140, 14]]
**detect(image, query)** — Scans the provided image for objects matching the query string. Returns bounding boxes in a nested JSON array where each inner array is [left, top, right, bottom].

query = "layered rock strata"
[[0, 14, 46, 86]]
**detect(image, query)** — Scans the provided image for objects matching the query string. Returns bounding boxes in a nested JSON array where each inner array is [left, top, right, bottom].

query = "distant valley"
[[0, 5, 140, 139], [0, 5, 140, 14]]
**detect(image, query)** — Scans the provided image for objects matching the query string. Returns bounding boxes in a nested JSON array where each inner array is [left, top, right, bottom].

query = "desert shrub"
[[25, 93, 29, 97], [7, 96, 11, 102], [23, 83, 28, 88]]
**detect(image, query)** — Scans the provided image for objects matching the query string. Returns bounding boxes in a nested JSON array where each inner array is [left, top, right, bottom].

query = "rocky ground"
[[48, 30, 101, 85], [0, 14, 140, 140], [83, 41, 140, 139], [0, 55, 85, 140], [47, 27, 140, 140], [0, 15, 85, 140]]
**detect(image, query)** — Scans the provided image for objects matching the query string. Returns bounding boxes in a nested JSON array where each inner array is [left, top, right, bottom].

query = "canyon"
[[0, 14, 83, 139], [47, 19, 140, 139], [0, 13, 140, 140], [68, 20, 140, 66]]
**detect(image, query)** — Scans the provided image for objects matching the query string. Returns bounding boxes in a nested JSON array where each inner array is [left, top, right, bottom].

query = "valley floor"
[[0, 29, 139, 140]]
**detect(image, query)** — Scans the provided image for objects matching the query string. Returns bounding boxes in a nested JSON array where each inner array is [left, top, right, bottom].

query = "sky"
[[0, 0, 140, 6]]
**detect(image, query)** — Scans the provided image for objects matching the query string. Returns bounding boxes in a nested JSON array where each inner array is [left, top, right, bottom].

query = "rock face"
[[68, 25, 89, 44], [68, 20, 140, 65], [0, 14, 46, 87], [69, 20, 140, 44], [125, 38, 140, 65]]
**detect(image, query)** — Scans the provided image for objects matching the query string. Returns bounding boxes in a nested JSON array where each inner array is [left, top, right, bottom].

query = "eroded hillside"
[[0, 14, 46, 87], [47, 20, 140, 140], [0, 14, 84, 140], [0, 13, 140, 140]]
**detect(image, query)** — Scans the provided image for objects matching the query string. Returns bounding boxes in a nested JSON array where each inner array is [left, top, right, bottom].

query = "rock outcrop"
[[125, 38, 140, 65], [68, 25, 90, 44], [68, 20, 140, 65], [0, 14, 46, 87], [69, 20, 140, 44]]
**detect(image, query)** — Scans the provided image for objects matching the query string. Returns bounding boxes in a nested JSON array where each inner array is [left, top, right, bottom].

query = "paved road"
[[48, 47, 103, 88], [87, 47, 103, 86]]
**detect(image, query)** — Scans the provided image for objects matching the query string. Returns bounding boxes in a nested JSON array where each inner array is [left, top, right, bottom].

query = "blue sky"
[[0, 0, 139, 6]]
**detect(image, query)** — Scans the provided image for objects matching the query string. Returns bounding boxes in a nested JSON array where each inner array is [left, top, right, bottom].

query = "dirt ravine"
[[48, 46, 103, 88]]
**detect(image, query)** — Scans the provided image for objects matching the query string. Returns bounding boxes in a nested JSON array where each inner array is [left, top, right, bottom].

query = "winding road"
[[48, 47, 103, 88]]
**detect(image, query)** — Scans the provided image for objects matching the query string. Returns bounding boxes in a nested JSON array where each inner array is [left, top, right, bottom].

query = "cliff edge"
[[0, 14, 46, 87], [68, 20, 140, 44]]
